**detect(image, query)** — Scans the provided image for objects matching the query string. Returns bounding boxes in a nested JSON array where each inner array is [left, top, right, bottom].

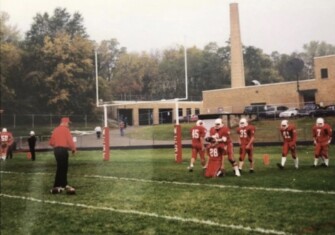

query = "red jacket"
[[49, 125, 76, 151]]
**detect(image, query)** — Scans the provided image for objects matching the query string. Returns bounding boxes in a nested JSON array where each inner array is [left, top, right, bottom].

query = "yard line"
[[1, 170, 335, 195], [0, 193, 289, 235], [84, 174, 335, 195]]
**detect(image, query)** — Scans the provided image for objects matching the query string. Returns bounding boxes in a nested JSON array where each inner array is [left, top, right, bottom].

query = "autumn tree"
[[0, 12, 23, 113]]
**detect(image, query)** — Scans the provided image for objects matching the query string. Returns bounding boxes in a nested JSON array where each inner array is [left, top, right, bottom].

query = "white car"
[[279, 108, 299, 118]]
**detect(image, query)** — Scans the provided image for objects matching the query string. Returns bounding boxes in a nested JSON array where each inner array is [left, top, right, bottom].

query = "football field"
[[1, 146, 335, 235]]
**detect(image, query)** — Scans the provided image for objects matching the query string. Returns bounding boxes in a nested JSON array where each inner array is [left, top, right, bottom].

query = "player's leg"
[[248, 146, 254, 172], [227, 143, 240, 176], [277, 143, 288, 169], [321, 144, 329, 167], [313, 144, 322, 167], [290, 144, 298, 169], [187, 147, 197, 172], [238, 146, 246, 171]]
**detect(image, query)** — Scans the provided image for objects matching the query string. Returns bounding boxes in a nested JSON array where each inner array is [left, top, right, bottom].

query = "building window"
[[321, 68, 328, 79]]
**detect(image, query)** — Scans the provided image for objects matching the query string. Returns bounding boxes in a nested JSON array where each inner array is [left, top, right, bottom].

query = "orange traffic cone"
[[263, 154, 270, 165], [27, 152, 32, 160]]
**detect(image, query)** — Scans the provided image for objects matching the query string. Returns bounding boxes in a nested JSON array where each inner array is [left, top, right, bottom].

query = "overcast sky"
[[1, 0, 335, 54]]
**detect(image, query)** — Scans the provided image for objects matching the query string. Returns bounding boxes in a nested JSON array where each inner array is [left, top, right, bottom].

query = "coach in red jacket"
[[49, 117, 77, 194]]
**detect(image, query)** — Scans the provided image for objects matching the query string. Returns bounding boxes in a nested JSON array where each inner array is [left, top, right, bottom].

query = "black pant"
[[53, 147, 69, 188], [29, 147, 36, 160]]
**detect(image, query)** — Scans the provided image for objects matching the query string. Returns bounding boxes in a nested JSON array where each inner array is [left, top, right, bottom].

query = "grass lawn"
[[1, 146, 335, 234]]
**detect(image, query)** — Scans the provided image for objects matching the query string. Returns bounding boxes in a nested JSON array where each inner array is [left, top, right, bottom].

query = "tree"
[[243, 46, 282, 85], [285, 58, 304, 91], [16, 8, 95, 114], [0, 12, 23, 113], [25, 7, 87, 47]]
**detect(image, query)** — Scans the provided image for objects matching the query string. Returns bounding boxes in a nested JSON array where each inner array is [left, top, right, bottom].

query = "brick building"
[[202, 55, 335, 114]]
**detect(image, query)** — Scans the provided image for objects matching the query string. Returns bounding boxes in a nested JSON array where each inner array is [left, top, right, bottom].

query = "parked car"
[[263, 105, 288, 118], [312, 105, 335, 117], [279, 107, 299, 118], [243, 105, 266, 116], [298, 103, 319, 117]]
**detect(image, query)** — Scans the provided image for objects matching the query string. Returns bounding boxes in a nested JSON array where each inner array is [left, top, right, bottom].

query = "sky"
[[1, 0, 335, 54]]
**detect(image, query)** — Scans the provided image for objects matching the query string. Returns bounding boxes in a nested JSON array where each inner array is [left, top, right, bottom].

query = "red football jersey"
[[237, 125, 255, 146], [0, 131, 13, 145], [190, 125, 206, 146], [313, 124, 332, 144], [205, 143, 224, 178], [280, 125, 297, 143]]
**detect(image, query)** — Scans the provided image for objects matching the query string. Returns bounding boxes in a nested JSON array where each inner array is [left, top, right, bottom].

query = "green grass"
[[127, 116, 335, 142], [1, 146, 335, 234]]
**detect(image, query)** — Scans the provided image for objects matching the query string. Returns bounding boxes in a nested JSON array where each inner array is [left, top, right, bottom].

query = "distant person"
[[49, 117, 76, 194], [187, 120, 207, 172], [277, 120, 298, 169], [312, 118, 332, 167], [124, 117, 128, 128], [236, 118, 256, 173], [94, 126, 102, 139], [28, 131, 37, 161], [0, 128, 13, 160], [119, 120, 125, 136]]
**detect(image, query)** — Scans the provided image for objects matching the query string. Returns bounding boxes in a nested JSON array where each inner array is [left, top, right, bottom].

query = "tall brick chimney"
[[230, 3, 245, 88]]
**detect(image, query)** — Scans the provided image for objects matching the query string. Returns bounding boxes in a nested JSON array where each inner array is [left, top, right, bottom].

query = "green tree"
[[243, 46, 282, 85], [20, 8, 95, 114], [0, 12, 23, 113]]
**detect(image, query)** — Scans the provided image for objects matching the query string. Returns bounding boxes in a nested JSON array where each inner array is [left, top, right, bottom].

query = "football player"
[[204, 137, 225, 178], [277, 120, 298, 169], [0, 128, 14, 160], [187, 120, 207, 172], [209, 118, 240, 177], [236, 118, 256, 173], [312, 118, 332, 167]]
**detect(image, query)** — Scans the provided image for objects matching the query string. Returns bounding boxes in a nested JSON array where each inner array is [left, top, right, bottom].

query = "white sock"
[[238, 161, 244, 170], [294, 158, 299, 168], [325, 159, 329, 166], [281, 157, 287, 166], [314, 158, 318, 166], [234, 166, 241, 176]]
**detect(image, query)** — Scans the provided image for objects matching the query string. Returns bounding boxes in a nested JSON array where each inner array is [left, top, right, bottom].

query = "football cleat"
[[276, 163, 284, 169], [187, 166, 193, 172], [249, 169, 254, 173]]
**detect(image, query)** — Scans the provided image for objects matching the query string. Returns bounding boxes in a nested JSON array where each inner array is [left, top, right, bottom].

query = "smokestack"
[[230, 3, 245, 88]]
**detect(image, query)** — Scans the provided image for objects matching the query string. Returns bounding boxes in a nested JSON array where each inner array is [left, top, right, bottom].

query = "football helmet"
[[30, 131, 35, 135], [239, 118, 248, 128], [2, 128, 7, 132], [281, 120, 288, 129], [214, 118, 222, 129], [196, 120, 203, 126], [316, 117, 324, 127]]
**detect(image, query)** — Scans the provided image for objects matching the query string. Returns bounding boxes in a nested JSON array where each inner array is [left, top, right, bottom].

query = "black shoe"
[[187, 166, 193, 172], [249, 169, 254, 173], [311, 165, 317, 168], [276, 163, 284, 169], [320, 163, 327, 167]]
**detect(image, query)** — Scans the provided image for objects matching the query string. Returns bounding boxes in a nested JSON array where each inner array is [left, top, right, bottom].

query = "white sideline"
[[1, 170, 335, 195], [0, 193, 288, 235]]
